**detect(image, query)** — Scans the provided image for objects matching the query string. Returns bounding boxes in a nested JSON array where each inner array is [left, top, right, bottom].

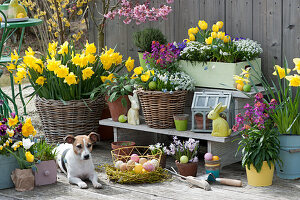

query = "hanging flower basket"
[[137, 90, 187, 129], [35, 95, 105, 143]]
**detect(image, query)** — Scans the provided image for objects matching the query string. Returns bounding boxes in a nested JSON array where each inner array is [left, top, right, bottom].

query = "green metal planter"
[[0, 154, 19, 189], [276, 135, 300, 180]]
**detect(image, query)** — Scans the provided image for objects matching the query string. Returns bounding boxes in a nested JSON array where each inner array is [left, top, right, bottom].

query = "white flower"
[[22, 138, 35, 150], [149, 145, 155, 151]]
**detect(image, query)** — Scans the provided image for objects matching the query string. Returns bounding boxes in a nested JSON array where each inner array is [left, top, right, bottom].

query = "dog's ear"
[[88, 132, 99, 143], [64, 135, 75, 144]]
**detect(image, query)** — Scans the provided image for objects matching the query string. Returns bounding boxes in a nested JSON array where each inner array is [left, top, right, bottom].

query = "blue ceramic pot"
[[276, 135, 300, 180], [0, 154, 19, 189]]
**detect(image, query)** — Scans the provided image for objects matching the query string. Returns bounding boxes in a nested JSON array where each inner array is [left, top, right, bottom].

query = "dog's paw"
[[93, 182, 103, 189], [78, 182, 88, 189]]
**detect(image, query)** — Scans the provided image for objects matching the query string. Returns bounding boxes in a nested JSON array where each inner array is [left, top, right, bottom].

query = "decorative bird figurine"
[[8, 0, 28, 19]]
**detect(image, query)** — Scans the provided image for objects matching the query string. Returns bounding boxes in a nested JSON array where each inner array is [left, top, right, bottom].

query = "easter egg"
[[143, 162, 155, 172], [134, 164, 143, 174], [139, 158, 148, 165], [150, 159, 159, 168], [130, 154, 140, 163], [127, 160, 135, 170], [115, 160, 123, 169], [237, 84, 244, 91], [149, 81, 157, 90], [180, 156, 189, 164], [120, 163, 127, 171], [118, 115, 127, 123], [243, 84, 252, 92], [212, 156, 219, 161], [16, 13, 25, 18], [204, 153, 213, 161]]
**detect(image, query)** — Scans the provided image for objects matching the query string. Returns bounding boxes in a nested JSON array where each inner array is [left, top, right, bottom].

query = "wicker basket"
[[35, 95, 105, 143], [137, 90, 187, 129]]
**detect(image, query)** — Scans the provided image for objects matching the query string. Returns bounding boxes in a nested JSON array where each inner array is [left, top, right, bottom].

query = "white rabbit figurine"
[[207, 102, 232, 137], [127, 92, 140, 125]]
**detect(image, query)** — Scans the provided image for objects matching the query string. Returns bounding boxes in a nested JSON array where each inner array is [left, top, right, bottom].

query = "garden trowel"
[[197, 173, 243, 187]]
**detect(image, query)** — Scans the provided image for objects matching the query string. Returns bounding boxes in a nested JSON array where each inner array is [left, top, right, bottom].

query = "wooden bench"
[[99, 118, 242, 167]]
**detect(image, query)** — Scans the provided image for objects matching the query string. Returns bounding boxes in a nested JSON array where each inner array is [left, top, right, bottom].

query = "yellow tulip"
[[134, 67, 143, 75], [198, 20, 208, 30], [273, 65, 291, 79], [285, 74, 300, 87], [212, 24, 219, 33], [223, 35, 231, 43], [205, 37, 213, 45], [189, 34, 195, 41], [141, 74, 150, 82], [25, 151, 34, 163], [216, 21, 224, 29], [217, 32, 225, 40], [188, 27, 198, 35], [211, 32, 217, 39]]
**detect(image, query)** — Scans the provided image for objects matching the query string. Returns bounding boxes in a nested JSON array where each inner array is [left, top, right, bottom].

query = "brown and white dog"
[[55, 132, 102, 189]]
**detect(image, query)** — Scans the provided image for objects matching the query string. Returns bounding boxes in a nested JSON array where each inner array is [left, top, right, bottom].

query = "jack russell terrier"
[[55, 132, 102, 189]]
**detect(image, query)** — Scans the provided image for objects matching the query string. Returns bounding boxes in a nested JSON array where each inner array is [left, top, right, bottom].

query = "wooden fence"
[[89, 0, 300, 76]]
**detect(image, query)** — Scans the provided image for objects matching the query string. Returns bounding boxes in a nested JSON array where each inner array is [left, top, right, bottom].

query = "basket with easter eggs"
[[104, 146, 170, 184]]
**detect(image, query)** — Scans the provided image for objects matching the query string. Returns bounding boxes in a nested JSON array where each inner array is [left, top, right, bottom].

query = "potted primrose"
[[233, 93, 281, 186]]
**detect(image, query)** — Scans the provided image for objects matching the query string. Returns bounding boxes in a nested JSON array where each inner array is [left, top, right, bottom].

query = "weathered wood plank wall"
[[90, 0, 300, 76]]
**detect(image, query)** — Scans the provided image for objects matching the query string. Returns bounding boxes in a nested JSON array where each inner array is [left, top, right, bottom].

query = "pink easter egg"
[[204, 153, 213, 161]]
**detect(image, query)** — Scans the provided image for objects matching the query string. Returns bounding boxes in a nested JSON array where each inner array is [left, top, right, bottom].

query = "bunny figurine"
[[127, 92, 140, 125], [207, 102, 232, 137]]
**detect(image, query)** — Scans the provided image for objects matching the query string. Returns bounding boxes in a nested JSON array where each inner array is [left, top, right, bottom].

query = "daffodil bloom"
[[25, 47, 35, 56], [47, 57, 61, 72], [35, 76, 46, 86], [241, 68, 250, 78], [189, 34, 195, 41], [82, 67, 94, 80], [25, 151, 34, 162], [8, 115, 18, 127], [273, 65, 291, 79], [107, 73, 115, 81], [56, 65, 69, 78], [216, 21, 223, 29], [285, 74, 300, 87], [58, 41, 69, 55], [141, 74, 150, 82], [205, 37, 213, 45], [134, 67, 143, 75], [11, 50, 19, 64], [211, 32, 217, 38], [64, 72, 77, 85], [125, 57, 134, 72], [6, 63, 16, 72], [293, 58, 300, 74], [48, 41, 57, 58], [22, 118, 36, 137], [85, 42, 97, 55], [101, 76, 107, 83], [86, 54, 96, 64], [77, 9, 83, 15], [212, 24, 219, 32], [223, 35, 231, 43]]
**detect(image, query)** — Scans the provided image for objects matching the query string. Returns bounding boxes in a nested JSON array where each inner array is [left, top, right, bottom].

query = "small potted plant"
[[133, 28, 167, 68], [165, 137, 199, 177], [233, 93, 281, 187], [149, 143, 167, 168], [92, 47, 135, 122], [33, 137, 57, 186]]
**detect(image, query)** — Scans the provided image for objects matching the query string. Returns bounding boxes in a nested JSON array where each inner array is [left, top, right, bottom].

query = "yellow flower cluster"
[[100, 47, 123, 70], [101, 73, 115, 84], [233, 68, 251, 87], [131, 67, 154, 82], [22, 118, 37, 137], [0, 139, 13, 150], [11, 141, 23, 151], [273, 59, 300, 87], [125, 57, 134, 72]]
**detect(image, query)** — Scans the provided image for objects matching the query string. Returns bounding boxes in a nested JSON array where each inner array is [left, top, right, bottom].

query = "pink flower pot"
[[34, 160, 57, 186]]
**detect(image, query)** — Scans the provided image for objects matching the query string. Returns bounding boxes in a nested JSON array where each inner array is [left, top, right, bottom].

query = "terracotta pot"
[[106, 95, 131, 122], [11, 168, 34, 191], [34, 160, 57, 186], [194, 114, 210, 129], [175, 160, 198, 177], [111, 141, 136, 162]]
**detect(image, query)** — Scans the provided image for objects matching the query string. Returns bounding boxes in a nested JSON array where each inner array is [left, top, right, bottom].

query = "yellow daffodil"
[[82, 67, 94, 80], [241, 68, 250, 78], [86, 54, 96, 64], [125, 57, 134, 72], [11, 50, 19, 64], [56, 65, 69, 78], [8, 116, 18, 127], [16, 67, 27, 80], [198, 20, 208, 30], [101, 76, 107, 83], [141, 74, 150, 82], [77, 9, 83, 15], [134, 67, 143, 75], [22, 118, 36, 137], [100, 47, 122, 70], [6, 63, 16, 72], [273, 65, 291, 79], [212, 24, 219, 32], [216, 21, 223, 29], [58, 41, 69, 55], [205, 37, 213, 45], [293, 58, 300, 74], [211, 32, 217, 39], [25, 151, 34, 162], [14, 75, 23, 84], [285, 74, 300, 87], [189, 34, 195, 41], [48, 41, 57, 58], [64, 72, 77, 85], [85, 42, 97, 55], [25, 47, 35, 56], [35, 76, 46, 86], [47, 57, 61, 72], [223, 35, 231, 43], [107, 73, 115, 81]]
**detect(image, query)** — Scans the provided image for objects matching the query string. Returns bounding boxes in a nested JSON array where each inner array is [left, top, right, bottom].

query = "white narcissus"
[[22, 138, 34, 150]]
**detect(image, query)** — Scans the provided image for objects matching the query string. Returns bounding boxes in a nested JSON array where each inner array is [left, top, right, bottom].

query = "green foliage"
[[7, 148, 35, 170], [133, 28, 167, 52], [33, 138, 57, 161], [237, 124, 281, 173]]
